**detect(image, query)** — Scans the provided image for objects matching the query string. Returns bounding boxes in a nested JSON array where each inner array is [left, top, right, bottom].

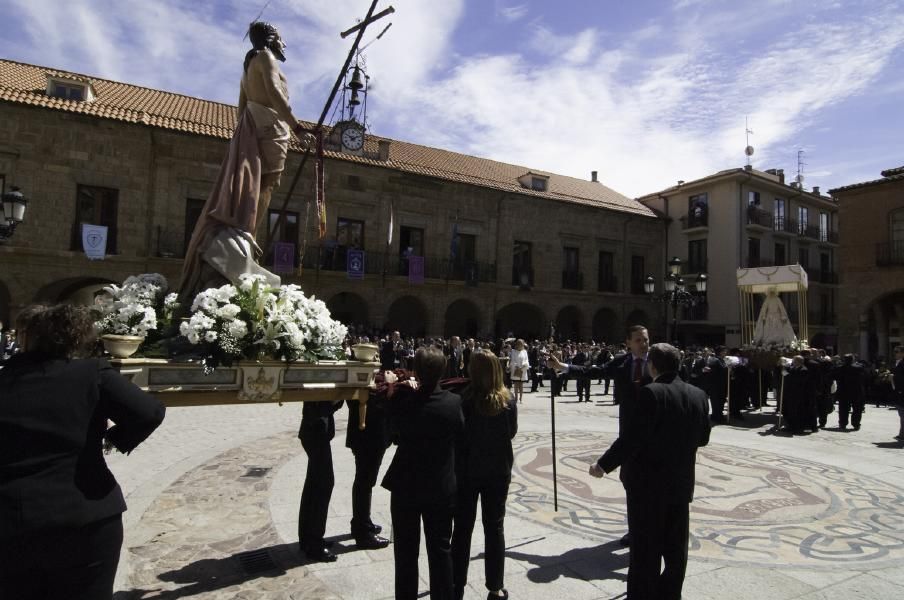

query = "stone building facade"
[[638, 167, 840, 350], [831, 166, 904, 359], [0, 58, 664, 342]]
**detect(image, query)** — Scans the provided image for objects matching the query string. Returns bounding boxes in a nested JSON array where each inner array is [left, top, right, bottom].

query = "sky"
[[1, 0, 902, 198]]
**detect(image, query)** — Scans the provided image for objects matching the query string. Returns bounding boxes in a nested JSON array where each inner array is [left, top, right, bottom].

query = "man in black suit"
[[379, 330, 402, 371], [704, 346, 729, 422], [343, 331, 399, 549], [382, 347, 464, 600], [445, 336, 464, 378], [590, 343, 711, 600], [298, 399, 344, 562], [832, 354, 866, 431], [549, 324, 651, 547], [571, 343, 592, 402], [891, 346, 904, 440]]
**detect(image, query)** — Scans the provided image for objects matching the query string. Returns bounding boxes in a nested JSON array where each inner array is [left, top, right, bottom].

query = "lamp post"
[[0, 186, 28, 243], [645, 256, 707, 345]]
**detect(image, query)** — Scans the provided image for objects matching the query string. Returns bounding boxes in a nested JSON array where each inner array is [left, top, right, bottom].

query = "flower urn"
[[101, 334, 145, 359], [351, 343, 379, 363]]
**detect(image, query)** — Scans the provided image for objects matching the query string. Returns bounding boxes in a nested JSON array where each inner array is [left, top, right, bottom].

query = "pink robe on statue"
[[179, 109, 279, 300]]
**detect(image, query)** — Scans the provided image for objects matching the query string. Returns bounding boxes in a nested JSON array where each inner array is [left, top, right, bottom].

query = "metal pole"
[[550, 368, 558, 511], [265, 0, 383, 255]]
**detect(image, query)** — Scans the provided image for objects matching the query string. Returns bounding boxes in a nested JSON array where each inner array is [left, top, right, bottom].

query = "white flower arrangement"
[[95, 274, 168, 337], [179, 274, 348, 368]]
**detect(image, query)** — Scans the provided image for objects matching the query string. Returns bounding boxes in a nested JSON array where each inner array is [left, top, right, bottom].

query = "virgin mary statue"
[[752, 287, 798, 346]]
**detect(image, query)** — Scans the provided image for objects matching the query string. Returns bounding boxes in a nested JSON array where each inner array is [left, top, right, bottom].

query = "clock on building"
[[341, 122, 365, 151]]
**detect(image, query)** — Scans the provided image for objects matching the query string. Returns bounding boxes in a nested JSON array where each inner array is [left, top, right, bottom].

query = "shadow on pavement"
[[873, 440, 904, 449], [112, 541, 323, 600], [505, 539, 628, 584], [720, 411, 777, 430]]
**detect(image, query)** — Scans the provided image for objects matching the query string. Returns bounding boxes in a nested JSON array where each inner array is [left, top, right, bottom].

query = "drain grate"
[[236, 549, 278, 574], [242, 467, 271, 478]]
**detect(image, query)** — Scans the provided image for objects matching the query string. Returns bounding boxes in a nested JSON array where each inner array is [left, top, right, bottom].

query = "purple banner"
[[273, 242, 295, 274], [347, 249, 365, 280], [408, 255, 424, 284]]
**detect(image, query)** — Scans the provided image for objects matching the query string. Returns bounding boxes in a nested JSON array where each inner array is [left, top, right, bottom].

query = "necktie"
[[633, 357, 644, 382]]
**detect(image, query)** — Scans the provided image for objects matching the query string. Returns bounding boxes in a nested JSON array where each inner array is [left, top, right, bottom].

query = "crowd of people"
[[3, 310, 903, 600], [342, 329, 904, 438]]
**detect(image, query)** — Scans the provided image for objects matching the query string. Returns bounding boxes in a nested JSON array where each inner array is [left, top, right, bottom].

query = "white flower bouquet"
[[179, 274, 348, 369], [95, 274, 168, 337]]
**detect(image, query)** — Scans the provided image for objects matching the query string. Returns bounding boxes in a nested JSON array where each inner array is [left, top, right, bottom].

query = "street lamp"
[[0, 186, 28, 243], [645, 256, 707, 345]]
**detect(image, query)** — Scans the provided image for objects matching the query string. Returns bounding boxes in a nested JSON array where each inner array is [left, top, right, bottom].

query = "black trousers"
[[625, 494, 689, 600], [576, 377, 591, 401], [838, 395, 865, 429], [0, 514, 123, 600], [391, 494, 454, 600], [299, 436, 334, 549], [350, 445, 386, 536], [451, 478, 510, 594]]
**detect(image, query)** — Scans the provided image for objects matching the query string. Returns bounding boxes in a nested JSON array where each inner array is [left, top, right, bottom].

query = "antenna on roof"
[[243, 0, 274, 40], [796, 149, 806, 185], [744, 116, 754, 167]]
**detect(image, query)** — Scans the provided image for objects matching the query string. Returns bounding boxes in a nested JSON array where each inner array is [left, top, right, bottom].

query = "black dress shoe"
[[303, 546, 337, 562], [368, 523, 383, 535], [619, 533, 630, 547], [355, 534, 390, 550], [486, 589, 509, 600]]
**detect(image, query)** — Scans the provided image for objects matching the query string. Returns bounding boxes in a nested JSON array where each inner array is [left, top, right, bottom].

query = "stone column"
[[875, 302, 889, 359], [859, 312, 870, 360]]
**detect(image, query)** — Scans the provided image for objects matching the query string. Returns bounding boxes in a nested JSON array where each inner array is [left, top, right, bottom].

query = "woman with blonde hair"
[[508, 338, 529, 403], [451, 350, 518, 600]]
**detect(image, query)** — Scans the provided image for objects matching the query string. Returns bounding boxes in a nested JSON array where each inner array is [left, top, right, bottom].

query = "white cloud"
[[1, 0, 901, 197], [497, 3, 529, 23]]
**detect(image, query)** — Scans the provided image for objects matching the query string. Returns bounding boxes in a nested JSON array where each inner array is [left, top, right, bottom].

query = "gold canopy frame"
[[736, 265, 809, 346]]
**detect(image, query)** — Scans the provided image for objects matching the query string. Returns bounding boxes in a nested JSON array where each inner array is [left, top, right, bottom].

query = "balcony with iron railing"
[[597, 275, 618, 293], [773, 216, 798, 235], [512, 266, 535, 288], [819, 229, 839, 244], [562, 271, 584, 291], [800, 224, 821, 240], [745, 257, 775, 268], [877, 241, 904, 267], [303, 246, 497, 282], [746, 206, 773, 229], [680, 212, 708, 230], [811, 270, 839, 285]]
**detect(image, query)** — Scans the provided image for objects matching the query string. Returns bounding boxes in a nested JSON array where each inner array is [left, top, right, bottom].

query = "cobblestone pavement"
[[108, 385, 904, 600]]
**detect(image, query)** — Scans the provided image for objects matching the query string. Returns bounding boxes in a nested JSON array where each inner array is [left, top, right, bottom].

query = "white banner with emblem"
[[81, 224, 108, 260]]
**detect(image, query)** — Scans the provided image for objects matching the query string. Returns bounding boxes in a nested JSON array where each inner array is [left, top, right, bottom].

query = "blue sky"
[[1, 0, 902, 197]]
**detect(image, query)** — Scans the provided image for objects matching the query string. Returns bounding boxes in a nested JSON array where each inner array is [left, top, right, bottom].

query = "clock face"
[[341, 125, 364, 150]]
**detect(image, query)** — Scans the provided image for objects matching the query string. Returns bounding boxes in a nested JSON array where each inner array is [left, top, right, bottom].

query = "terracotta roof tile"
[[0, 58, 654, 217], [829, 165, 904, 194]]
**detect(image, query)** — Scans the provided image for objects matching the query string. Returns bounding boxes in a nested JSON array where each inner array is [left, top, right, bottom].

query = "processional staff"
[[264, 1, 395, 270]]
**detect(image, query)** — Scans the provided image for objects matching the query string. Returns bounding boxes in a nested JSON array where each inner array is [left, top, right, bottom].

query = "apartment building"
[[638, 165, 839, 349]]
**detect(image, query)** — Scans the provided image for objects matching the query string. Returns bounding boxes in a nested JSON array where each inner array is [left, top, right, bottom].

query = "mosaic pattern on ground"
[[511, 431, 904, 569]]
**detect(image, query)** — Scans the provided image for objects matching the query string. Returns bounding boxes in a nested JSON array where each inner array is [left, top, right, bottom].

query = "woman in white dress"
[[508, 339, 530, 403]]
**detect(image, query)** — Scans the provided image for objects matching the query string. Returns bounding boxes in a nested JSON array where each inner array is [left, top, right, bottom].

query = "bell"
[[349, 66, 364, 90], [348, 89, 361, 107]]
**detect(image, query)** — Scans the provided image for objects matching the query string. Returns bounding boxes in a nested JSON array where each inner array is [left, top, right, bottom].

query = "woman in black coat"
[[0, 305, 166, 600], [451, 349, 518, 600]]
